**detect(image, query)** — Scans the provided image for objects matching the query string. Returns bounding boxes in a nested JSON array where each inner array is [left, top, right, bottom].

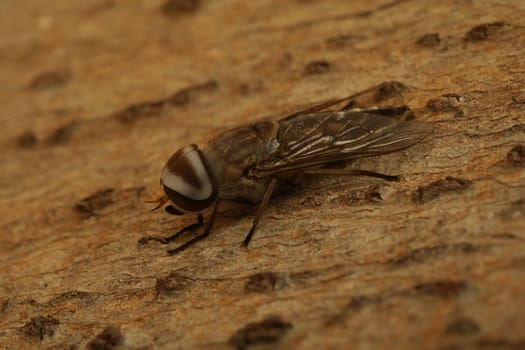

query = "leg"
[[138, 214, 203, 245], [302, 168, 400, 181], [167, 201, 219, 255], [242, 178, 278, 247]]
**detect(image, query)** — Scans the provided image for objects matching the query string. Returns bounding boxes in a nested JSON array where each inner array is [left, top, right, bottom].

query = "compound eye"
[[160, 144, 218, 213], [165, 205, 184, 216]]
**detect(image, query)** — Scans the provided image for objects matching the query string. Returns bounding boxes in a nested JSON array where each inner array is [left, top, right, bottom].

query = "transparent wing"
[[283, 81, 406, 117], [253, 110, 431, 177]]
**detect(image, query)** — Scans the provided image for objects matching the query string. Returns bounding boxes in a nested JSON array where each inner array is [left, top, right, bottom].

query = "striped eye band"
[[160, 144, 218, 213]]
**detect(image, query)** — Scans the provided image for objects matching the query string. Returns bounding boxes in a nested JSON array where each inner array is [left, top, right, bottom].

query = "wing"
[[284, 81, 406, 117], [253, 110, 431, 177]]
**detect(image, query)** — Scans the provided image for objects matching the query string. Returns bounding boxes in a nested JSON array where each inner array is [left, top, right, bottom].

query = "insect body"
[[143, 95, 431, 254]]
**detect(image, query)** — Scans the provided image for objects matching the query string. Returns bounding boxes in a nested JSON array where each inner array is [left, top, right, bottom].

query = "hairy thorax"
[[203, 120, 280, 203]]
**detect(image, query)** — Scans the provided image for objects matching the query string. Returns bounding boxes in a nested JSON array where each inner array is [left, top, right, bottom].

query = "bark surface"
[[1, 1, 524, 349]]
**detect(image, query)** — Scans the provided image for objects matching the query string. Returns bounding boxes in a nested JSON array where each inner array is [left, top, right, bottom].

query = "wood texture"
[[1, 1, 524, 349]]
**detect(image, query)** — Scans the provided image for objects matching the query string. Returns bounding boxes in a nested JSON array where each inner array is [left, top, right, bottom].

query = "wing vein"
[[254, 110, 431, 177]]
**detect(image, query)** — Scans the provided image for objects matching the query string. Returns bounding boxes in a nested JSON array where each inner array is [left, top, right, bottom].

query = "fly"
[[140, 87, 432, 254]]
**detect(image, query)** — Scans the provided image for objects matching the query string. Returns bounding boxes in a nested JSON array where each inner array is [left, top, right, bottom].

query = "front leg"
[[138, 213, 204, 245], [167, 200, 219, 255]]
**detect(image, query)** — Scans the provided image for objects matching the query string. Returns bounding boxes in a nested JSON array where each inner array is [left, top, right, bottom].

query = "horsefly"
[[140, 87, 431, 254]]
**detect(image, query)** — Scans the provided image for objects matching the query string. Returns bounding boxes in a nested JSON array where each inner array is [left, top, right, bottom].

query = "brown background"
[[1, 0, 525, 349]]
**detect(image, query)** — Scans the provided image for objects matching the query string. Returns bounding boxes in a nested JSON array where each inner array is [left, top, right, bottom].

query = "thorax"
[[203, 120, 280, 203]]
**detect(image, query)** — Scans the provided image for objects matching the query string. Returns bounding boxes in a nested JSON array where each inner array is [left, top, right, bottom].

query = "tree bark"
[[1, 1, 524, 349]]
